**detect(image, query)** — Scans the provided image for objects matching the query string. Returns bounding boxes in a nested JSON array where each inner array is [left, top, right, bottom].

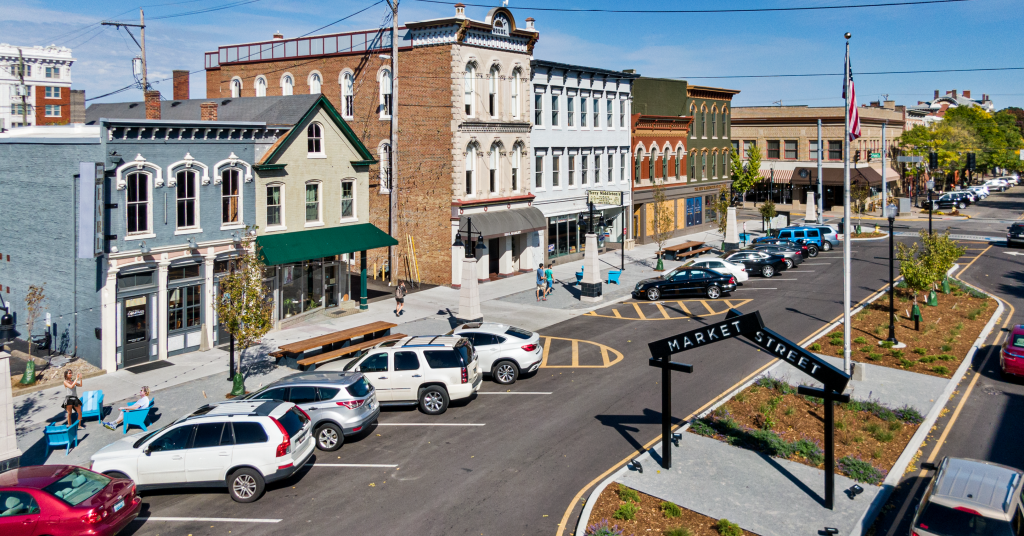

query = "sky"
[[2, 0, 1022, 110]]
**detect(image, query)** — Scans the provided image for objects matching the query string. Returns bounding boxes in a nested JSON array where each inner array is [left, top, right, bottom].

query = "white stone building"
[[0, 43, 74, 130]]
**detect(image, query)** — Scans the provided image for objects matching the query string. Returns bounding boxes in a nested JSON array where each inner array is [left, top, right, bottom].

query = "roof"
[[0, 465, 74, 489], [256, 223, 398, 266], [931, 458, 1021, 516], [396, 336, 465, 347], [256, 94, 375, 165], [273, 371, 361, 386], [532, 59, 640, 79], [86, 95, 321, 126]]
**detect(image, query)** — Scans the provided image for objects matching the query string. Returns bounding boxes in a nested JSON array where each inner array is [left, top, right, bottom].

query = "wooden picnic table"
[[658, 241, 710, 260], [271, 320, 398, 370]]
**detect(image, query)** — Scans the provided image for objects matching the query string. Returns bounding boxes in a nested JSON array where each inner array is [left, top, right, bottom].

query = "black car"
[[632, 267, 737, 301], [721, 249, 788, 278], [1008, 223, 1024, 248], [752, 244, 804, 269], [926, 192, 970, 210], [752, 239, 815, 258]]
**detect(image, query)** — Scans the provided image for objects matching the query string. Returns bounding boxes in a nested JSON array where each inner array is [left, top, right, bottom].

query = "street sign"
[[897, 156, 924, 163], [870, 152, 882, 160], [587, 190, 622, 205]]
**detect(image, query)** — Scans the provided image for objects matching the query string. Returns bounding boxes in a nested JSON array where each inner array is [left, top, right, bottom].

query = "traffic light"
[[854, 150, 861, 163], [967, 152, 976, 171], [929, 152, 938, 170]]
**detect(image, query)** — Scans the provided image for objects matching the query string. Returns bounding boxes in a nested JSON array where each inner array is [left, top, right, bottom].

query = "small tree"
[[851, 183, 871, 229], [758, 199, 777, 233], [729, 144, 761, 201], [714, 187, 730, 236], [921, 230, 966, 285], [896, 241, 932, 307], [217, 233, 274, 396], [650, 179, 676, 271], [24, 284, 45, 358]]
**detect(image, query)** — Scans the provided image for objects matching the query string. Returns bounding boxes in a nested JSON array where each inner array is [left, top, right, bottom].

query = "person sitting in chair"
[[102, 386, 150, 430]]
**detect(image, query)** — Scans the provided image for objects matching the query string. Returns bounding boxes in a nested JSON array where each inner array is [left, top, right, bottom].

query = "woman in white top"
[[103, 386, 151, 430], [61, 370, 83, 429]]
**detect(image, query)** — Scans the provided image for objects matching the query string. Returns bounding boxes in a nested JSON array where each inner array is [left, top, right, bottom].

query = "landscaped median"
[[585, 484, 756, 536]]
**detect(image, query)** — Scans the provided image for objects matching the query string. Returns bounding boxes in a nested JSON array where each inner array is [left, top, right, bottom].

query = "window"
[[168, 284, 201, 331], [126, 172, 149, 234], [592, 98, 599, 128], [288, 386, 317, 405], [305, 183, 321, 222], [341, 72, 354, 117], [380, 69, 392, 117], [45, 66, 60, 78], [255, 76, 267, 97], [580, 98, 587, 127], [651, 149, 658, 179], [231, 78, 241, 98], [341, 180, 354, 218], [489, 66, 498, 117], [281, 75, 293, 96], [784, 140, 797, 159], [701, 108, 707, 137], [511, 146, 521, 192], [307, 122, 323, 155], [510, 68, 520, 118], [676, 149, 683, 178], [593, 154, 600, 184], [551, 94, 559, 126], [309, 72, 321, 94], [221, 169, 240, 225], [552, 155, 560, 187], [233, 422, 269, 444], [581, 154, 589, 185], [466, 145, 476, 195], [608, 154, 614, 183], [829, 140, 843, 160], [464, 64, 475, 117], [379, 143, 392, 193], [176, 170, 198, 229], [424, 349, 465, 369], [620, 153, 626, 183], [701, 153, 707, 179], [767, 140, 780, 159], [732, 140, 740, 154], [361, 353, 389, 373], [11, 63, 30, 77], [619, 99, 626, 127], [534, 94, 542, 126], [743, 140, 755, 159], [44, 86, 60, 98], [44, 105, 60, 117], [661, 150, 667, 179], [712, 109, 717, 137], [567, 97, 574, 127], [635, 150, 643, 182], [690, 152, 696, 179], [607, 99, 613, 127], [535, 155, 543, 189], [0, 491, 40, 515], [192, 423, 226, 449], [266, 185, 282, 227], [394, 351, 420, 371], [12, 103, 31, 116], [568, 155, 575, 186], [711, 153, 717, 178], [149, 426, 193, 452], [722, 109, 728, 137], [489, 147, 499, 193]]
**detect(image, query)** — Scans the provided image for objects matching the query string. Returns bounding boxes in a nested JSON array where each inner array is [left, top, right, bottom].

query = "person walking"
[[544, 263, 555, 299], [536, 263, 546, 301], [102, 387, 151, 431], [394, 281, 407, 317], [61, 369, 84, 429]]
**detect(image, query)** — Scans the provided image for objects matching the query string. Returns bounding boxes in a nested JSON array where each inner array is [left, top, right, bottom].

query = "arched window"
[[307, 122, 323, 156], [511, 144, 521, 192], [701, 152, 707, 180], [379, 143, 392, 193], [222, 168, 241, 224], [649, 148, 657, 180], [341, 72, 354, 118], [176, 170, 198, 230], [126, 172, 150, 234], [701, 106, 707, 137], [465, 144, 476, 195], [711, 152, 717, 178], [464, 63, 476, 117], [723, 150, 729, 177], [510, 68, 521, 119], [255, 76, 267, 97], [634, 149, 643, 182], [281, 75, 293, 96], [690, 151, 696, 179], [488, 65, 499, 117], [690, 104, 697, 138], [379, 69, 392, 118], [676, 148, 682, 179], [309, 72, 322, 94], [231, 78, 241, 98], [711, 107, 717, 138], [489, 144, 499, 193], [662, 148, 668, 179]]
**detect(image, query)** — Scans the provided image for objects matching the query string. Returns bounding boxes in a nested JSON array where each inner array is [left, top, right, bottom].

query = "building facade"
[[529, 59, 638, 266], [0, 43, 74, 130]]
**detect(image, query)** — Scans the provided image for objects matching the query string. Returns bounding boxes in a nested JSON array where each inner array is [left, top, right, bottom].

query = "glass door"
[[123, 296, 150, 368], [325, 264, 338, 309]]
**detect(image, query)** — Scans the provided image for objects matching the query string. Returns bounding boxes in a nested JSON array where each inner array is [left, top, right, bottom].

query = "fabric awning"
[[758, 169, 793, 183], [256, 223, 398, 266], [459, 207, 546, 239], [792, 166, 899, 187]]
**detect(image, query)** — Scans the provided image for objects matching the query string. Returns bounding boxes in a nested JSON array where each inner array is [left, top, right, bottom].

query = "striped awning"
[[757, 169, 793, 183]]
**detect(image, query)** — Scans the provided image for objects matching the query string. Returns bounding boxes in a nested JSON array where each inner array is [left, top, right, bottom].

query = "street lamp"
[[885, 203, 900, 346], [452, 216, 487, 257]]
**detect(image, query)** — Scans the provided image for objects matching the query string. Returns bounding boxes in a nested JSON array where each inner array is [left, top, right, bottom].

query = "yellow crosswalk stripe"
[[632, 302, 647, 320], [656, 303, 671, 319]]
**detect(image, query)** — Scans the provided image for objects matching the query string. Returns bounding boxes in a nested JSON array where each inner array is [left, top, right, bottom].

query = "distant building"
[[0, 43, 74, 130], [906, 89, 994, 126]]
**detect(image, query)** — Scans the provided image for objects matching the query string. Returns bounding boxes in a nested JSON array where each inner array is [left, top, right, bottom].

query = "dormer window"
[[307, 122, 324, 157]]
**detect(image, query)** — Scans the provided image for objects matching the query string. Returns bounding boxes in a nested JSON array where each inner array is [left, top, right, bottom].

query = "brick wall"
[[34, 85, 71, 125]]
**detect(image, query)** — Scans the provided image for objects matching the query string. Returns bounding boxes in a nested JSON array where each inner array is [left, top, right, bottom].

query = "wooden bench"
[[676, 246, 713, 259], [658, 241, 707, 260], [296, 333, 406, 371], [273, 320, 399, 370]]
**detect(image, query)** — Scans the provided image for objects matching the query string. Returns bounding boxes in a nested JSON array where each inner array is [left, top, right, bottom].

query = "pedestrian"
[[394, 280, 407, 317], [61, 369, 84, 429], [103, 387, 151, 431], [536, 263, 545, 301], [544, 263, 555, 298]]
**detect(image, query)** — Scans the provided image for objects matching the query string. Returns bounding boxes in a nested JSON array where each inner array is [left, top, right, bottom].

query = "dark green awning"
[[256, 223, 398, 266]]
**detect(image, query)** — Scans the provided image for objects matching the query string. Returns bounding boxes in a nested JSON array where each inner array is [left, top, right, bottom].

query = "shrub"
[[784, 406, 794, 416], [898, 358, 916, 369], [862, 400, 898, 421], [967, 307, 984, 320], [894, 405, 924, 424], [888, 421, 902, 432], [838, 456, 886, 484], [880, 340, 895, 349], [664, 529, 693, 536], [860, 346, 873, 352], [586, 520, 627, 536], [715, 519, 743, 536], [793, 439, 824, 465], [810, 343, 822, 352], [913, 347, 927, 355], [933, 366, 951, 375], [872, 449, 883, 459], [613, 502, 639, 521], [867, 353, 883, 361], [937, 354, 956, 361], [941, 344, 953, 352], [891, 350, 905, 359], [617, 484, 640, 504], [691, 419, 716, 437], [843, 399, 864, 412], [661, 501, 682, 519], [854, 336, 868, 344], [734, 392, 747, 403], [755, 375, 797, 394], [864, 422, 881, 435], [874, 430, 895, 442], [918, 356, 937, 364]]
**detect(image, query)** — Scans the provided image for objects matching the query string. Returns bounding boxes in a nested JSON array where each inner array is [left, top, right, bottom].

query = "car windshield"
[[665, 267, 684, 279], [915, 502, 1012, 536], [43, 468, 110, 506]]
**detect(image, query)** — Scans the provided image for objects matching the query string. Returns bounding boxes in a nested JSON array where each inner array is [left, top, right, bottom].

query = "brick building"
[[204, 5, 541, 286], [0, 43, 74, 130]]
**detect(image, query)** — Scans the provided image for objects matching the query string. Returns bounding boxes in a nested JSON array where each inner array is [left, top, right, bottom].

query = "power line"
[[413, 0, 971, 13], [299, 0, 386, 37], [673, 66, 1024, 79], [148, 0, 265, 20]]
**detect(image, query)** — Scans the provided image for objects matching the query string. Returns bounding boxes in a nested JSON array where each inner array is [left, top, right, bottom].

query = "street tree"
[[650, 178, 675, 271], [758, 199, 777, 234], [216, 233, 274, 396], [24, 284, 45, 359], [714, 186, 730, 236], [729, 144, 761, 200]]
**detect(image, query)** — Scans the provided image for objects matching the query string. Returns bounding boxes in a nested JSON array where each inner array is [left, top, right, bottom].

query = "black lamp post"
[[452, 216, 486, 258], [885, 203, 899, 346]]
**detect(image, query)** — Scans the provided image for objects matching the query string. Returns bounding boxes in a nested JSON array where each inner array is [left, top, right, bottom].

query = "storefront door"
[[123, 296, 150, 368], [488, 238, 499, 276]]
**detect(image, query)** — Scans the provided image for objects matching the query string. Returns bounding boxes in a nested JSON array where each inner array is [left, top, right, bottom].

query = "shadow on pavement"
[[594, 408, 684, 454]]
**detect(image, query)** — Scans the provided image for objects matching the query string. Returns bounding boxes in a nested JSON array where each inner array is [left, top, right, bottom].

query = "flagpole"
[[843, 33, 852, 375]]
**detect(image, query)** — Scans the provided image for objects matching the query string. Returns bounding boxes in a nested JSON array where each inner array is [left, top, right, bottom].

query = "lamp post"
[[926, 179, 934, 236], [885, 203, 900, 347]]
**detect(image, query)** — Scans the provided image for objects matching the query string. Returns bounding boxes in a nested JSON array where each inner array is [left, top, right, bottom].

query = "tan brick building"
[[205, 5, 540, 286]]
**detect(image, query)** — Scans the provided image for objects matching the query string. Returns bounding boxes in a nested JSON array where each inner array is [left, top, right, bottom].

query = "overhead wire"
[[413, 0, 972, 13]]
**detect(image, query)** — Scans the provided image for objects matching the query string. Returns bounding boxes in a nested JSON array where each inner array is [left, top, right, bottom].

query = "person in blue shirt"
[[536, 263, 545, 301]]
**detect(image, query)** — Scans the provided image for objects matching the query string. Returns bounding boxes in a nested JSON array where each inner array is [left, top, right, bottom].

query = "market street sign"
[[587, 190, 622, 206]]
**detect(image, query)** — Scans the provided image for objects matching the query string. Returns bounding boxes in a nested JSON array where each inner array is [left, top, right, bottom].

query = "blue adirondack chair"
[[575, 271, 584, 284], [607, 270, 622, 285], [80, 390, 104, 423], [122, 397, 155, 434], [44, 418, 80, 456]]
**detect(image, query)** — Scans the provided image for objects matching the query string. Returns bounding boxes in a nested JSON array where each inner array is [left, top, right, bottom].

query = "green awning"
[[256, 223, 398, 266]]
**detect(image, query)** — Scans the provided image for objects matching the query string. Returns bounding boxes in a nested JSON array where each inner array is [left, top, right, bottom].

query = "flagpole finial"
[[845, 32, 851, 39]]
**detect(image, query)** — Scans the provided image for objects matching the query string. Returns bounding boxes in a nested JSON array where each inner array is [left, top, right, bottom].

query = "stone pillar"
[[805, 192, 817, 223], [498, 235, 514, 277], [476, 241, 489, 283], [201, 255, 216, 351], [0, 351, 21, 472], [451, 243, 464, 288], [157, 261, 170, 361], [580, 234, 603, 303], [458, 256, 483, 322], [101, 266, 119, 373], [722, 206, 740, 251]]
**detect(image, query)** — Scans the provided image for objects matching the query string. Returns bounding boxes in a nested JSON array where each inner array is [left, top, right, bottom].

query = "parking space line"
[[655, 303, 671, 319], [140, 517, 282, 523], [612, 308, 623, 318], [748, 278, 797, 281], [787, 270, 815, 272], [699, 300, 716, 315], [477, 391, 553, 395], [803, 262, 832, 265], [632, 302, 648, 320], [376, 423, 487, 426], [308, 463, 399, 468], [735, 287, 777, 290], [571, 339, 580, 367]]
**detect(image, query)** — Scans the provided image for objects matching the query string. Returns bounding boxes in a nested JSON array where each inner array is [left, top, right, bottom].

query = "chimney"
[[145, 90, 161, 120], [934, 90, 939, 99], [200, 102, 217, 121], [525, 17, 535, 30], [962, 90, 971, 99], [173, 70, 190, 100], [273, 31, 284, 40], [622, 69, 636, 74], [883, 100, 895, 110], [983, 94, 989, 101], [454, 3, 465, 18], [952, 89, 958, 98]]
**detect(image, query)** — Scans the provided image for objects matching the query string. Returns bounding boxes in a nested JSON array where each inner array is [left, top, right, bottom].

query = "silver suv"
[[448, 323, 543, 385], [243, 372, 379, 452], [912, 457, 1024, 536]]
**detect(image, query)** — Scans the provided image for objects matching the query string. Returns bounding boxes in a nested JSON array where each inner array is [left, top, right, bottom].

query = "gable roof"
[[256, 94, 375, 167], [85, 95, 321, 126]]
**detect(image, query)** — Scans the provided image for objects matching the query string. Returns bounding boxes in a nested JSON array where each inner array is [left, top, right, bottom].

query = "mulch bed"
[[813, 284, 992, 378], [688, 377, 924, 484], [850, 232, 887, 238], [587, 483, 759, 536]]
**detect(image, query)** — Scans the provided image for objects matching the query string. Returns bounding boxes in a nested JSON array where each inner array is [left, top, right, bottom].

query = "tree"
[[729, 144, 761, 200], [897, 229, 965, 308], [216, 233, 274, 396], [24, 284, 45, 359], [758, 199, 777, 233], [851, 182, 871, 227], [650, 179, 675, 271], [714, 187, 730, 236]]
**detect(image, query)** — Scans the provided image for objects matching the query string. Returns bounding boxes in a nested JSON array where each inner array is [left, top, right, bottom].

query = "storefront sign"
[[692, 185, 724, 192], [587, 190, 622, 206]]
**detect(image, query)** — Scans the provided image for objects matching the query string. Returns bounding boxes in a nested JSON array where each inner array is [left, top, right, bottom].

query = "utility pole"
[[817, 119, 823, 222], [881, 121, 887, 215], [842, 34, 852, 375], [386, 0, 399, 286], [101, 9, 148, 94], [17, 49, 27, 127]]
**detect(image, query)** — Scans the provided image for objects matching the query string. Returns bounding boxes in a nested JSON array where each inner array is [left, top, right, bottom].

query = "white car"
[[90, 400, 314, 503], [984, 178, 1009, 192], [682, 255, 749, 283], [449, 322, 544, 384], [1000, 175, 1018, 186], [342, 335, 481, 415], [967, 185, 990, 198]]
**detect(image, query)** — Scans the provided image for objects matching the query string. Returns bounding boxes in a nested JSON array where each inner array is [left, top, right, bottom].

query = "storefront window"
[[168, 285, 201, 332], [169, 264, 200, 280], [276, 258, 339, 319]]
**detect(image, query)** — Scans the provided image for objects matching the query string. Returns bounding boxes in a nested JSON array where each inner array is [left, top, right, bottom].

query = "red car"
[[0, 465, 141, 536], [1000, 325, 1024, 378]]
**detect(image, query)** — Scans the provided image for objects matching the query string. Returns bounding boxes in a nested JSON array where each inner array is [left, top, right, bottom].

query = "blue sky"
[[3, 0, 1022, 110]]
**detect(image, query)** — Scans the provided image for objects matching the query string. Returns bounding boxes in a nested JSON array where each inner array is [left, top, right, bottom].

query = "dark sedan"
[[752, 237, 817, 257], [721, 249, 788, 278], [632, 267, 737, 301], [752, 244, 804, 268]]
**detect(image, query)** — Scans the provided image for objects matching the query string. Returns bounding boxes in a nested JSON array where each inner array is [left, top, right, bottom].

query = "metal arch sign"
[[648, 308, 850, 392]]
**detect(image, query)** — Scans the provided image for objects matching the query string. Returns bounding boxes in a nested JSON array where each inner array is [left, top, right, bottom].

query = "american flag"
[[844, 48, 862, 141]]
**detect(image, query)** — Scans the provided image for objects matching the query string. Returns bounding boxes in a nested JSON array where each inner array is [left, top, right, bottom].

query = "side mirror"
[[921, 462, 938, 471], [353, 366, 360, 372], [144, 446, 152, 456]]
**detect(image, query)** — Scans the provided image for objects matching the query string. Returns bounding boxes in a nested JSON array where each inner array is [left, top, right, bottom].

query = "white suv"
[[448, 323, 543, 385], [90, 400, 314, 503], [341, 336, 481, 415]]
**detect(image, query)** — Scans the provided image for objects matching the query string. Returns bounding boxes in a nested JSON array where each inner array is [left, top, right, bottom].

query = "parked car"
[[752, 237, 817, 258], [0, 465, 141, 536], [1006, 174, 1020, 186], [720, 249, 788, 278], [752, 244, 805, 269], [1007, 223, 1024, 248], [967, 185, 990, 199], [999, 325, 1024, 378], [242, 371, 379, 452], [912, 457, 1024, 536], [343, 336, 481, 415], [682, 255, 749, 283], [774, 226, 833, 252], [926, 192, 970, 210], [632, 266, 737, 301], [90, 399, 314, 503], [447, 323, 543, 385], [957, 190, 978, 203], [984, 178, 1009, 192]]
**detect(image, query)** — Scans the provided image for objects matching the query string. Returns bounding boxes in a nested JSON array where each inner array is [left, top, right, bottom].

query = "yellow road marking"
[[677, 301, 693, 316], [700, 300, 716, 315], [585, 299, 752, 321], [538, 336, 625, 369], [656, 303, 671, 319], [957, 245, 991, 274], [571, 339, 580, 367], [632, 303, 648, 320], [612, 309, 622, 318]]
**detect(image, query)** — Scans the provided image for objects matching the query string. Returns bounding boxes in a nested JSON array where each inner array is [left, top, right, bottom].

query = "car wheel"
[[104, 471, 130, 481], [493, 361, 519, 385], [822, 241, 833, 252], [706, 285, 721, 299], [784, 258, 794, 269], [315, 423, 344, 452], [419, 386, 449, 415], [646, 287, 661, 301], [761, 265, 774, 278], [228, 468, 265, 503], [957, 202, 966, 209], [807, 245, 819, 257]]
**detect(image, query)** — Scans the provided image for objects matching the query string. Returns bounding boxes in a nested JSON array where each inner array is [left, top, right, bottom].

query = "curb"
[[572, 466, 630, 536]]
